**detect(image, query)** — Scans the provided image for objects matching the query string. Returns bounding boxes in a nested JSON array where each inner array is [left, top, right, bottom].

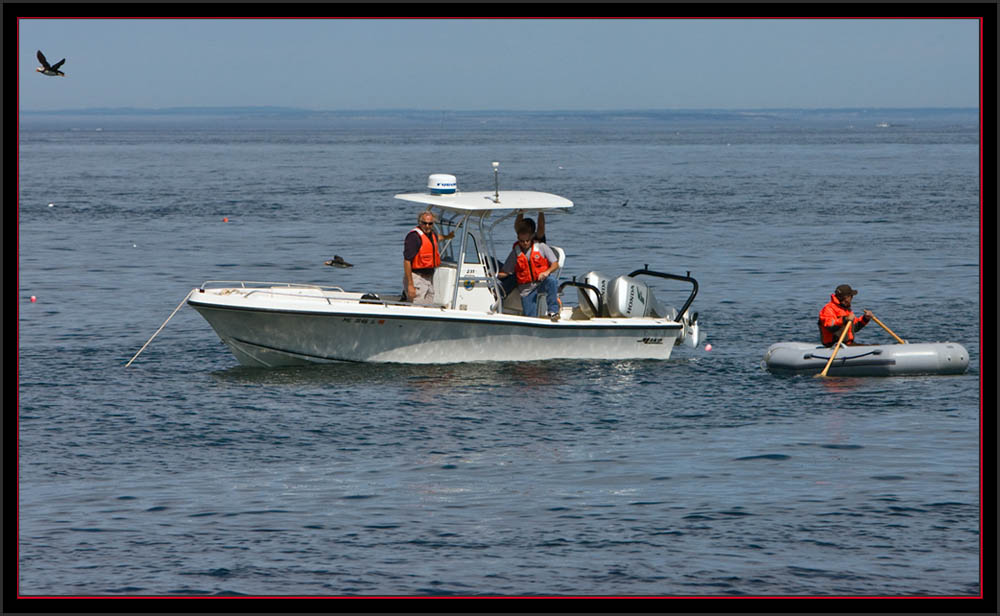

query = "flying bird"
[[324, 255, 353, 268], [36, 50, 66, 77]]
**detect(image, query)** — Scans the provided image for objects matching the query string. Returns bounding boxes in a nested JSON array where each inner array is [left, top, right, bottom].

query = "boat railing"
[[558, 279, 604, 317], [199, 280, 346, 292], [627, 267, 699, 320], [199, 281, 350, 306], [197, 281, 432, 308]]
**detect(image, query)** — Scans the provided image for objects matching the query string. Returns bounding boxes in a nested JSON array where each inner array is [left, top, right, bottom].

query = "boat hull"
[[763, 341, 969, 377], [188, 288, 683, 366]]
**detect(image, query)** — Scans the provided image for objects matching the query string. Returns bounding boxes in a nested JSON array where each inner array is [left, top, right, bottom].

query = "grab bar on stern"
[[627, 266, 699, 321], [558, 280, 604, 318]]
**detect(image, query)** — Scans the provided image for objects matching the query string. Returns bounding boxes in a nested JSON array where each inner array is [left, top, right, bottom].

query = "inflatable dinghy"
[[763, 341, 969, 377]]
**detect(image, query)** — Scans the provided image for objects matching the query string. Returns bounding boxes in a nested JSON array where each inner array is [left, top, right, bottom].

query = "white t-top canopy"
[[394, 190, 573, 213]]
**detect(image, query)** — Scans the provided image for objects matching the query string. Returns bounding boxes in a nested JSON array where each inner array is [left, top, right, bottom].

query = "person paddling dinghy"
[[818, 284, 874, 347]]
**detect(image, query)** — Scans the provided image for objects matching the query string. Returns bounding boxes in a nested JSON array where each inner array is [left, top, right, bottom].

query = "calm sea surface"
[[17, 110, 982, 598]]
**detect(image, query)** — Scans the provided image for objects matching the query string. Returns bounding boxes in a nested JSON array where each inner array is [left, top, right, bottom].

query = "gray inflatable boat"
[[763, 341, 969, 377]]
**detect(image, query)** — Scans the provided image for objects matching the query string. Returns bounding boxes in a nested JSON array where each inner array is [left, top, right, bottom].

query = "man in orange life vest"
[[818, 284, 874, 347], [499, 213, 548, 299], [497, 221, 561, 320], [403, 211, 454, 304]]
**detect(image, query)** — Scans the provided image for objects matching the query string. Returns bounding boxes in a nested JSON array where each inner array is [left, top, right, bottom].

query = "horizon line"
[[21, 105, 979, 115]]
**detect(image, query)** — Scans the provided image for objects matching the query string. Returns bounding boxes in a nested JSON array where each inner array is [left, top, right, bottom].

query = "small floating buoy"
[[30, 296, 37, 302], [704, 343, 712, 351], [222, 217, 229, 223]]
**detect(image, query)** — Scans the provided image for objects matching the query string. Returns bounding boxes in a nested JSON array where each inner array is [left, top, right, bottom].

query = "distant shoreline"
[[21, 106, 977, 118], [19, 107, 978, 131]]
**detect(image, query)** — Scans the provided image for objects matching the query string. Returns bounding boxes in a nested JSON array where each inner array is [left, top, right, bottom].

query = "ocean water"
[[17, 110, 982, 598]]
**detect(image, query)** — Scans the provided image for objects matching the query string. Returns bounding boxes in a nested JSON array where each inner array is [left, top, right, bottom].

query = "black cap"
[[835, 284, 858, 297]]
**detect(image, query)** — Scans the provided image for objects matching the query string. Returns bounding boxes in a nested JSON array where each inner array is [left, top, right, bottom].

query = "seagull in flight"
[[36, 50, 66, 77]]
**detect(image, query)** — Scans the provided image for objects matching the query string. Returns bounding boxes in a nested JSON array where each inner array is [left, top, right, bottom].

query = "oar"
[[816, 320, 852, 378], [869, 313, 906, 344]]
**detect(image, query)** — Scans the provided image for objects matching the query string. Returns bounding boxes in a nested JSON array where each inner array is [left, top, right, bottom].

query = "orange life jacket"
[[410, 227, 441, 270], [818, 293, 867, 345], [515, 244, 551, 285]]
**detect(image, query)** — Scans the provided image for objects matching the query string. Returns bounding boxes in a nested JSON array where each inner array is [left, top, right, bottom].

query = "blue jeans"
[[520, 275, 560, 317]]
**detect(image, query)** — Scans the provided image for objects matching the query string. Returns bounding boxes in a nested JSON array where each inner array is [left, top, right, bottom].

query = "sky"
[[18, 18, 981, 112]]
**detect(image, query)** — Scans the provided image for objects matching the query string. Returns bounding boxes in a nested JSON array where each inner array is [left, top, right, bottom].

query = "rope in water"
[[124, 291, 193, 367]]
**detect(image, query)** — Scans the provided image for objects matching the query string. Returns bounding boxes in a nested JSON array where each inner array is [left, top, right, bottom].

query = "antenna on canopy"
[[492, 161, 500, 203]]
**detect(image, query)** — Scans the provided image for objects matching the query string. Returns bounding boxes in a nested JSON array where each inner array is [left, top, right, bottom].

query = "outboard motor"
[[579, 271, 696, 350], [607, 275, 670, 318], [676, 310, 701, 347], [577, 271, 612, 317], [652, 299, 676, 320]]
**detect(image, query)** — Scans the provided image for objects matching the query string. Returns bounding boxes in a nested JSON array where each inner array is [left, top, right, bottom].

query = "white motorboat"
[[187, 165, 703, 366]]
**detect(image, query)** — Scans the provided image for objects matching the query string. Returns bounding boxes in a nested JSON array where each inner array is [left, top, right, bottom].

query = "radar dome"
[[428, 174, 457, 195]]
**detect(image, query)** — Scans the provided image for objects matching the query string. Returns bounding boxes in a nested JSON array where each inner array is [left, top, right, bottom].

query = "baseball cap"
[[835, 284, 858, 297]]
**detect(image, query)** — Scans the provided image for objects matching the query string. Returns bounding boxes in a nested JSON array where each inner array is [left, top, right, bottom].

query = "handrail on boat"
[[198, 281, 348, 306], [196, 281, 431, 309], [558, 280, 604, 318], [199, 280, 346, 292], [627, 266, 699, 322]]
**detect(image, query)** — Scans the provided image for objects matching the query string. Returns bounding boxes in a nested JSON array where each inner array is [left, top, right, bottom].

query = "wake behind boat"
[[187, 165, 704, 366]]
